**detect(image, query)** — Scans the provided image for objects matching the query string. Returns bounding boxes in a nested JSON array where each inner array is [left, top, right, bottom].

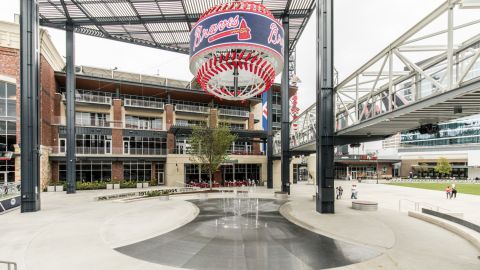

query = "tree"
[[418, 162, 429, 176], [434, 157, 452, 178], [188, 124, 237, 189]]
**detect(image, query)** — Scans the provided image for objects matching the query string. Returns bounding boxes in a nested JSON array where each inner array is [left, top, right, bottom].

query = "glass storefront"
[[59, 161, 112, 182], [123, 161, 152, 182]]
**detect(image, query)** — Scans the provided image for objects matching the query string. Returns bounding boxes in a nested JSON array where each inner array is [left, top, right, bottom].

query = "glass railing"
[[175, 104, 209, 114], [75, 90, 112, 105], [51, 147, 167, 156], [75, 119, 111, 128], [219, 108, 249, 117], [124, 98, 164, 110]]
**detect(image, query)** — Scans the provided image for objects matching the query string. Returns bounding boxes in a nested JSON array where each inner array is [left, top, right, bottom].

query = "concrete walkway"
[[284, 183, 480, 270], [0, 184, 478, 270]]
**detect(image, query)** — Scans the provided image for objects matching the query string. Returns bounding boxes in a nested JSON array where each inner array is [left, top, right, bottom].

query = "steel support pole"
[[281, 16, 290, 194], [267, 88, 273, 189], [20, 0, 41, 212], [316, 0, 335, 213], [66, 23, 76, 194], [446, 3, 454, 89]]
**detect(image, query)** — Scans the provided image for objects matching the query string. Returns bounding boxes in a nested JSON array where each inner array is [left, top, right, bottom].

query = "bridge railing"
[[274, 1, 480, 154], [334, 1, 480, 132]]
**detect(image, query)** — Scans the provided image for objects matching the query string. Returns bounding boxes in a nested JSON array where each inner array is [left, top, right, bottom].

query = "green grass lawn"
[[387, 182, 480, 196]]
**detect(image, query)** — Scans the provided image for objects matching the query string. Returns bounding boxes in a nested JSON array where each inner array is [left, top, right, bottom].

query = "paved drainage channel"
[[116, 198, 380, 270]]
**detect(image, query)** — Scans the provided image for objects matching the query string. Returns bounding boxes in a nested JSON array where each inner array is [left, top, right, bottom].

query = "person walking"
[[351, 184, 358, 199], [445, 186, 452, 199], [336, 186, 344, 200], [452, 186, 457, 199]]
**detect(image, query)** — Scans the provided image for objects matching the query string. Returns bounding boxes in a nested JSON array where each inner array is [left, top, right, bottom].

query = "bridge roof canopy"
[[38, 0, 315, 54]]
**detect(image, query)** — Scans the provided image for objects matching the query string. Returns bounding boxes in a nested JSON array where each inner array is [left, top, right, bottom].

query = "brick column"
[[151, 162, 156, 183], [112, 161, 123, 181], [213, 169, 222, 185], [165, 104, 175, 153], [51, 161, 58, 182], [248, 112, 261, 154], [209, 108, 218, 128], [112, 99, 123, 154], [248, 113, 254, 129]]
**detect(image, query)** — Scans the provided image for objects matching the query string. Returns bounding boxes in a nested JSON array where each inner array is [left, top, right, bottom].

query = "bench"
[[352, 200, 378, 211]]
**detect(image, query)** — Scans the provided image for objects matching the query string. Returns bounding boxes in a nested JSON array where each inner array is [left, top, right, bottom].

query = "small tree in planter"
[[189, 124, 237, 190], [434, 157, 452, 179]]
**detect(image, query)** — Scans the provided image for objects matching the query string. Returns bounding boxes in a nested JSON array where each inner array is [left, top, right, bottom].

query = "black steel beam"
[[66, 23, 76, 194], [267, 88, 273, 189], [281, 16, 290, 194], [20, 0, 41, 212], [38, 11, 312, 26], [316, 0, 335, 213]]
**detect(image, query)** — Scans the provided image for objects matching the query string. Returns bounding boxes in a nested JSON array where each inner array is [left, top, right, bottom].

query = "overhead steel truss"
[[38, 0, 316, 54], [335, 0, 480, 134], [273, 0, 480, 155]]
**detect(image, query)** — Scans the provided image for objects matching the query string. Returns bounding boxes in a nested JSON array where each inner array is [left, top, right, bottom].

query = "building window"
[[272, 91, 281, 105], [176, 119, 207, 127], [229, 141, 253, 154], [75, 112, 110, 127], [123, 161, 152, 182], [123, 136, 166, 155], [272, 108, 281, 123], [59, 138, 66, 153], [75, 134, 112, 154], [221, 164, 260, 182], [59, 161, 112, 182], [155, 163, 165, 185], [0, 81, 16, 118], [174, 137, 191, 154], [184, 164, 209, 183], [221, 122, 245, 130], [125, 115, 162, 130]]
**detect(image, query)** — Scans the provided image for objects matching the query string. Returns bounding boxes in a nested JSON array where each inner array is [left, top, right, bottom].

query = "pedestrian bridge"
[[274, 0, 480, 155]]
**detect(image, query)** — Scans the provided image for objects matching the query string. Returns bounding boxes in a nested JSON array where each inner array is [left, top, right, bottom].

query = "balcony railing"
[[50, 147, 167, 156], [75, 119, 111, 128], [74, 90, 112, 105], [127, 148, 166, 155], [175, 104, 209, 114], [124, 98, 164, 110], [219, 108, 249, 118], [124, 123, 163, 131]]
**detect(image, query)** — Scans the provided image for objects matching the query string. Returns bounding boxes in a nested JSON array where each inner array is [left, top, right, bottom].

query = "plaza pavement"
[[0, 183, 478, 270]]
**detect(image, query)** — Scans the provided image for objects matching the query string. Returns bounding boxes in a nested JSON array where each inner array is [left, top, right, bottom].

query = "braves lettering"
[[194, 15, 244, 50], [268, 23, 284, 54]]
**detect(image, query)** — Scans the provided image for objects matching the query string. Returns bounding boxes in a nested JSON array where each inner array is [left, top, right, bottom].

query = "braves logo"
[[208, 19, 251, 43], [194, 15, 253, 50]]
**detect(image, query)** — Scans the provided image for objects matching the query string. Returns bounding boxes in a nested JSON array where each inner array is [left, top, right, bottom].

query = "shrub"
[[145, 190, 170, 197], [76, 181, 107, 190], [120, 181, 137, 189]]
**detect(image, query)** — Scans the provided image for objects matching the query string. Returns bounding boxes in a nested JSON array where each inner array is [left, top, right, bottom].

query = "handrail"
[[0, 260, 17, 270], [398, 199, 452, 213]]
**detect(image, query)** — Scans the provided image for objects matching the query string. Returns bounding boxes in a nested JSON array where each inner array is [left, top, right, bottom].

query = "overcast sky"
[[1, 0, 445, 110]]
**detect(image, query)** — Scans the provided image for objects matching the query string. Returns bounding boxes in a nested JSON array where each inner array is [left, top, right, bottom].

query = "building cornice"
[[0, 20, 65, 71]]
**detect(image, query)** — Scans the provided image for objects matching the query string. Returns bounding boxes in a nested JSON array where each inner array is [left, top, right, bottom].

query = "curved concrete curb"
[[279, 202, 390, 252], [409, 211, 480, 251]]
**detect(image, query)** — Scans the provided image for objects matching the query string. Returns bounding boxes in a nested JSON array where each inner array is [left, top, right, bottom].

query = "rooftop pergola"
[[38, 0, 315, 54]]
